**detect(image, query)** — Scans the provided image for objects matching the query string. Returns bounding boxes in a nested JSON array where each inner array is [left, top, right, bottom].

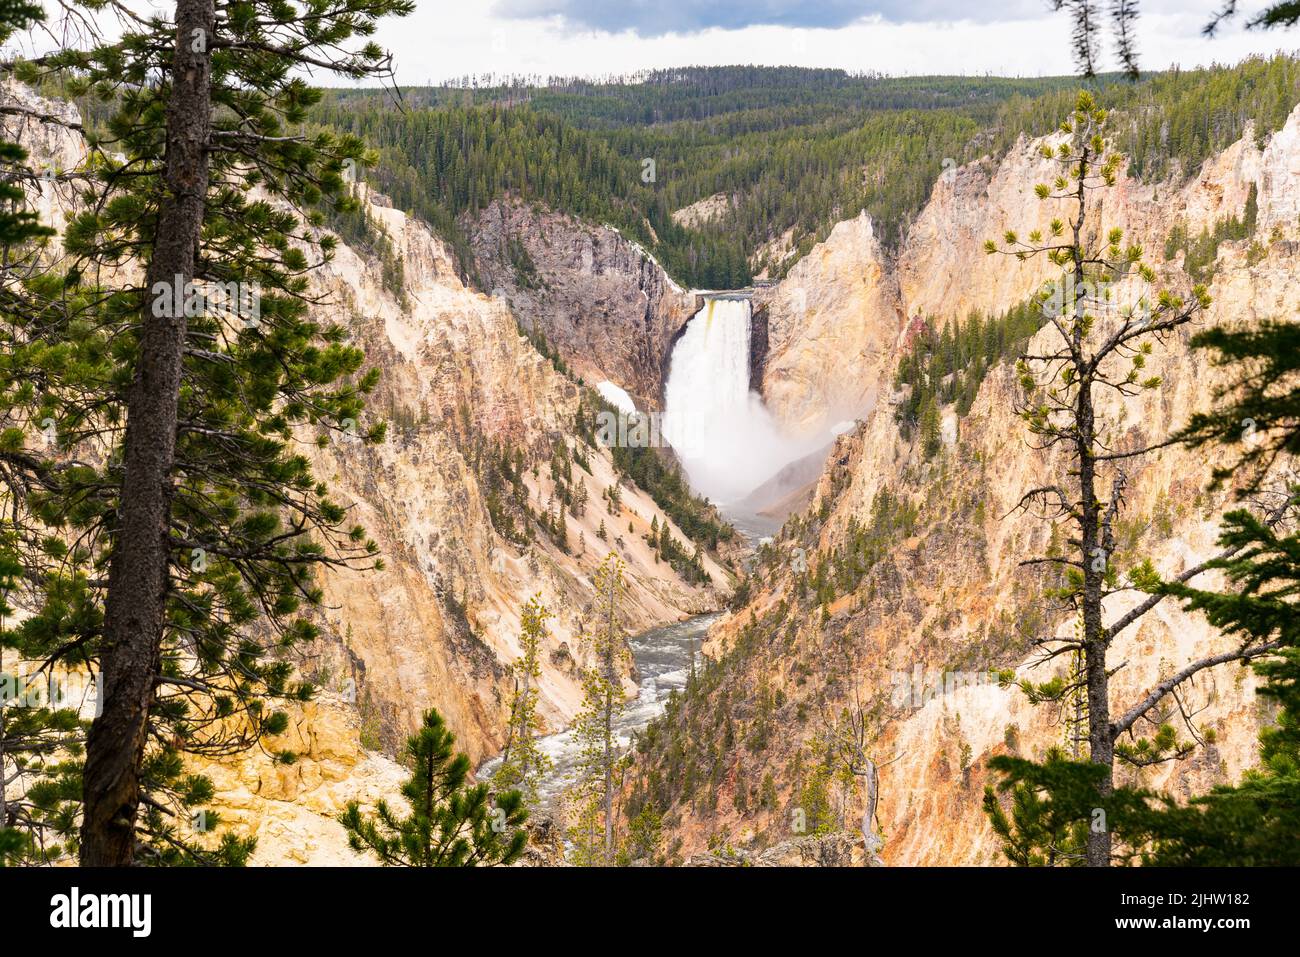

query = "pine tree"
[[494, 595, 554, 809], [565, 552, 630, 865], [1, 0, 412, 865], [919, 394, 942, 459], [0, 0, 50, 250], [987, 506, 1300, 866], [1, 543, 83, 863], [1178, 319, 1300, 491], [618, 803, 664, 865], [1128, 502, 1300, 864], [1087, 298, 1300, 864], [1, 526, 85, 863], [340, 709, 527, 866], [981, 92, 1269, 866], [571, 476, 588, 517], [821, 687, 890, 861], [0, 0, 76, 866], [982, 751, 1095, 865]]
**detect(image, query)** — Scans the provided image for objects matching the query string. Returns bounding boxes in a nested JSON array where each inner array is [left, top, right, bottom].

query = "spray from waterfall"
[[662, 296, 825, 506]]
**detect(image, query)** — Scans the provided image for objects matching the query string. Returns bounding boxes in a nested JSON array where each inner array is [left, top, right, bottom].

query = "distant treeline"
[[311, 57, 1300, 290]]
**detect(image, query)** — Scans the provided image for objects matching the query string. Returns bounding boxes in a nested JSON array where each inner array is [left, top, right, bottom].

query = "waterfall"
[[662, 296, 821, 506]]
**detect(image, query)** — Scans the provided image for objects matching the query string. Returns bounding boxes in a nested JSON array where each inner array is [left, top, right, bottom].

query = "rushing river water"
[[477, 614, 719, 807], [724, 507, 781, 546]]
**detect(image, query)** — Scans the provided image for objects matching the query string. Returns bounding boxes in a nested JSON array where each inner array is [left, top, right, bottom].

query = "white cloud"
[[490, 0, 1050, 36], [369, 1, 1297, 85]]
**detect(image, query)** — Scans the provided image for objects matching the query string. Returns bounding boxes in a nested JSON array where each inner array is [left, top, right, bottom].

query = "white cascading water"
[[662, 297, 822, 506]]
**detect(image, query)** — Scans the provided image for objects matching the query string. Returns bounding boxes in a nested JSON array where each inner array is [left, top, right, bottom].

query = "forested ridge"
[[3, 0, 1300, 879], [312, 56, 1300, 289]]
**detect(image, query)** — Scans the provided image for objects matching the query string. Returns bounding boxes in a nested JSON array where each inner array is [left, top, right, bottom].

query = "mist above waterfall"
[[662, 297, 827, 507]]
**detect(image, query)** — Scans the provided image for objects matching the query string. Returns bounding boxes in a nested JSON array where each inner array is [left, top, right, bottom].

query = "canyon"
[[4, 76, 1297, 866], [632, 105, 1300, 865], [1, 82, 731, 864]]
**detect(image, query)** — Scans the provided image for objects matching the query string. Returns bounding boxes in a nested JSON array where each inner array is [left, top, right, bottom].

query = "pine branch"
[[1111, 640, 1282, 738]]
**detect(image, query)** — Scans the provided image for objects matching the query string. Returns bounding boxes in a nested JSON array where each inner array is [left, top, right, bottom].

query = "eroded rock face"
[[656, 105, 1300, 866], [3, 89, 732, 864], [687, 832, 872, 867], [293, 188, 733, 769], [469, 196, 699, 408], [0, 79, 86, 236], [754, 211, 901, 435], [192, 698, 409, 866], [899, 130, 1264, 324], [756, 114, 1287, 438]]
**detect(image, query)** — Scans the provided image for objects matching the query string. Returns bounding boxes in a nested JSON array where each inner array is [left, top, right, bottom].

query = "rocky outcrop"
[[671, 192, 732, 229], [899, 130, 1262, 324], [3, 87, 733, 864], [192, 697, 408, 866], [687, 832, 872, 867], [755, 119, 1278, 439], [752, 211, 902, 435], [513, 815, 569, 866], [651, 104, 1300, 866], [469, 196, 699, 408]]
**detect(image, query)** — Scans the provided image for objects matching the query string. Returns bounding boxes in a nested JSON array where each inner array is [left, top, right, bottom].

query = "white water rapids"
[[477, 615, 717, 808]]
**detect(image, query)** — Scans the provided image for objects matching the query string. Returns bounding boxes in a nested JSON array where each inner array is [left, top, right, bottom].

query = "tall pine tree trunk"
[[1079, 405, 1113, 867], [859, 759, 884, 863], [499, 676, 518, 768], [602, 570, 614, 864], [1069, 158, 1113, 867], [80, 0, 214, 866]]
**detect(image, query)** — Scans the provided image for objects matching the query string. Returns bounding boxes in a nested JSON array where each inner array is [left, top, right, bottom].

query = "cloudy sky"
[[363, 1, 1297, 85]]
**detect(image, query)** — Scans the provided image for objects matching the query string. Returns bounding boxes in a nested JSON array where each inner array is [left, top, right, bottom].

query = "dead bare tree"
[[821, 685, 902, 865]]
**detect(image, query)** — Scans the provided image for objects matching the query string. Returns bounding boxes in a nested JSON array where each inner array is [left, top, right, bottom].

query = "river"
[[477, 614, 719, 807]]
